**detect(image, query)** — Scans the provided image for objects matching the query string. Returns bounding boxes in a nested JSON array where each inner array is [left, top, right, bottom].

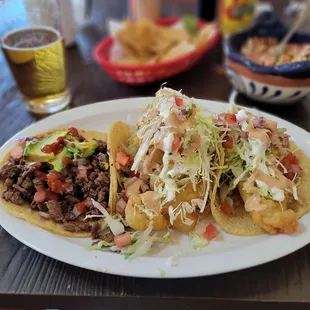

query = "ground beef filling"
[[0, 141, 110, 233]]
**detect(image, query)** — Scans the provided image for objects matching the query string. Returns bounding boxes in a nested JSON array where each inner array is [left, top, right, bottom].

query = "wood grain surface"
[[1, 1, 310, 309]]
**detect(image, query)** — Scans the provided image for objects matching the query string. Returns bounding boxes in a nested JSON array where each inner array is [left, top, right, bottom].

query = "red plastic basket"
[[93, 17, 220, 85]]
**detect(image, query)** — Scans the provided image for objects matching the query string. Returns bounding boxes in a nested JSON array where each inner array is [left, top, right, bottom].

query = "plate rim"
[[1, 97, 310, 279]]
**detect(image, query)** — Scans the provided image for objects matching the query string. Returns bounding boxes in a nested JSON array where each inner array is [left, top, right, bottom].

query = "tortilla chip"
[[115, 20, 193, 65], [0, 129, 108, 238], [107, 121, 134, 213], [158, 41, 195, 62], [210, 146, 264, 236]]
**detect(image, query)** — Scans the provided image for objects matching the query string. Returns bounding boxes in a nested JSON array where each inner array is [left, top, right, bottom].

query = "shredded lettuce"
[[158, 268, 165, 277], [126, 133, 140, 158], [131, 88, 223, 210], [91, 199, 125, 236], [122, 224, 155, 260], [86, 240, 115, 251], [189, 231, 208, 249]]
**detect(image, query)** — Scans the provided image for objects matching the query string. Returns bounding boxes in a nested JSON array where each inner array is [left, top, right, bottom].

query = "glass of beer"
[[0, 0, 70, 114]]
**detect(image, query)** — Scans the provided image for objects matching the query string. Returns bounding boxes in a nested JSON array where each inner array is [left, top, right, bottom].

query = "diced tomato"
[[46, 190, 59, 201], [291, 164, 302, 174], [62, 157, 73, 165], [282, 155, 297, 167], [75, 200, 89, 214], [128, 158, 134, 166], [47, 172, 71, 194], [115, 152, 130, 169], [285, 171, 295, 180], [33, 186, 47, 203], [283, 135, 289, 147], [222, 135, 233, 149], [191, 134, 201, 149], [34, 186, 58, 202], [282, 154, 301, 179], [114, 162, 121, 170], [219, 113, 237, 125], [114, 232, 131, 248], [175, 97, 183, 107], [129, 170, 140, 178], [225, 113, 237, 124], [10, 146, 23, 159], [116, 197, 127, 215], [120, 193, 128, 203], [47, 172, 61, 182], [203, 223, 219, 241], [172, 135, 181, 152], [219, 202, 233, 215], [218, 130, 225, 137], [239, 131, 248, 139]]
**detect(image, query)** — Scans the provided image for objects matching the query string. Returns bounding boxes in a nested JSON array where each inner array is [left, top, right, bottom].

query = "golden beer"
[[1, 26, 70, 113]]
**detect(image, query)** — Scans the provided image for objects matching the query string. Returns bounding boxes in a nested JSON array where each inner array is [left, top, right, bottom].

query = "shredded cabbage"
[[130, 87, 223, 220], [122, 223, 155, 260], [86, 240, 114, 251], [189, 231, 208, 249], [91, 199, 125, 236]]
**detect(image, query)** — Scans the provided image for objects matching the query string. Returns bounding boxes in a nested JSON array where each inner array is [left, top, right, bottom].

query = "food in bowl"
[[112, 17, 217, 65], [241, 37, 310, 66]]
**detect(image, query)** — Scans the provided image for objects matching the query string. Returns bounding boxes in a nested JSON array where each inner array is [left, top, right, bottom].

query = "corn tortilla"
[[108, 121, 214, 232], [0, 129, 109, 238], [211, 142, 310, 236]]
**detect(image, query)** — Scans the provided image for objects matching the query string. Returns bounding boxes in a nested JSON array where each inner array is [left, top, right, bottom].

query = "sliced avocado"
[[50, 147, 73, 172], [66, 139, 98, 159], [81, 139, 98, 157], [23, 130, 68, 162]]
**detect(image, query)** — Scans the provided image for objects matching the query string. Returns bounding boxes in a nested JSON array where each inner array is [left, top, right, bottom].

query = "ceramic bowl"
[[224, 11, 310, 104]]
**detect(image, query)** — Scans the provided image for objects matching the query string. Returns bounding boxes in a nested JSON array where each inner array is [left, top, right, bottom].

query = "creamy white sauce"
[[249, 138, 267, 169], [236, 109, 248, 123], [270, 187, 285, 202]]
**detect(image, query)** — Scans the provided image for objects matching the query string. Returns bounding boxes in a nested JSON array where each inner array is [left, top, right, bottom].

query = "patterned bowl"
[[224, 11, 310, 104]]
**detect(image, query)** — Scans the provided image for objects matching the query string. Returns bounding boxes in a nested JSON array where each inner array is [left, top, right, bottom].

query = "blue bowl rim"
[[224, 11, 310, 79]]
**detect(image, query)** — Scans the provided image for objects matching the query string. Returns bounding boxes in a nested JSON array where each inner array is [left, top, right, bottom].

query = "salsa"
[[68, 127, 85, 141], [241, 37, 310, 66], [41, 137, 65, 155]]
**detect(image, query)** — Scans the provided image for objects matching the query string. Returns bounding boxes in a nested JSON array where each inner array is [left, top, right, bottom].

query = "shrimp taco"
[[109, 88, 224, 233], [0, 127, 111, 237], [211, 109, 310, 235]]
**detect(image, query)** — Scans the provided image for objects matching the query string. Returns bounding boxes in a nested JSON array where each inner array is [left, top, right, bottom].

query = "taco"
[[109, 88, 223, 233], [211, 109, 310, 235], [0, 127, 111, 237]]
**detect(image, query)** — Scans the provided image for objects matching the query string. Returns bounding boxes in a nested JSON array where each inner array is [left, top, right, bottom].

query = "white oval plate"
[[1, 98, 310, 278]]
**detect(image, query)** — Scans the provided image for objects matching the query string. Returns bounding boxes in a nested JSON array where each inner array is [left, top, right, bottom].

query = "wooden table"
[[1, 4, 310, 310]]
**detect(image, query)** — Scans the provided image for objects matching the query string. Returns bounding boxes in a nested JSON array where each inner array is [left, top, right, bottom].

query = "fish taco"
[[109, 88, 224, 233], [0, 127, 111, 237], [211, 109, 310, 236]]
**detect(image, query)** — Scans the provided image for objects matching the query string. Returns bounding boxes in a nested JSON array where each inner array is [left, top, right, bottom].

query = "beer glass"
[[0, 0, 70, 114]]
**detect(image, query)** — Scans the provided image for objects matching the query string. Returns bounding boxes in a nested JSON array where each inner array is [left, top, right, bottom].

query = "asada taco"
[[109, 88, 224, 233], [211, 109, 310, 235], [0, 127, 112, 237]]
